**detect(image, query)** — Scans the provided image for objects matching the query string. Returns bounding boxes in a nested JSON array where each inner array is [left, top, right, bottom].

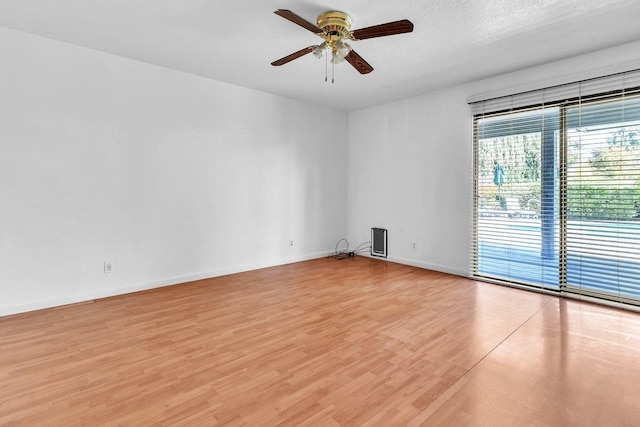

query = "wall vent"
[[371, 228, 388, 258]]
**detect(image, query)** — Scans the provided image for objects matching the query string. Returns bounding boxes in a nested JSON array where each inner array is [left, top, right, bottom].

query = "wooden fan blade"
[[345, 50, 374, 74], [274, 9, 324, 34], [351, 19, 414, 40], [271, 46, 316, 66]]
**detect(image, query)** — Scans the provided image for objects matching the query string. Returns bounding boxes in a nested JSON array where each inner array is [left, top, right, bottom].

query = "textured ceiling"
[[1, 0, 640, 111]]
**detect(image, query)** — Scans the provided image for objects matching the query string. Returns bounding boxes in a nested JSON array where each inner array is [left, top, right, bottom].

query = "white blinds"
[[472, 106, 560, 291], [471, 69, 640, 307], [564, 85, 640, 304], [470, 70, 640, 115]]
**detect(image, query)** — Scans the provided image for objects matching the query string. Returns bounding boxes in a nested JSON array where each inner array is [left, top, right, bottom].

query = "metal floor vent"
[[371, 228, 387, 258]]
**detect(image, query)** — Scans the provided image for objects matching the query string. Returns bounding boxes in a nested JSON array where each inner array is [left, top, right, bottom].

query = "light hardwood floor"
[[1, 257, 640, 425]]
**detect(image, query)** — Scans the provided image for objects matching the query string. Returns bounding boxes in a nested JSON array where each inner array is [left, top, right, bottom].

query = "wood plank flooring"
[[1, 256, 640, 425]]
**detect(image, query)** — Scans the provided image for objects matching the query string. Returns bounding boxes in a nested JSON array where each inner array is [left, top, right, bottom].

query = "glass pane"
[[565, 97, 640, 300], [475, 109, 560, 289]]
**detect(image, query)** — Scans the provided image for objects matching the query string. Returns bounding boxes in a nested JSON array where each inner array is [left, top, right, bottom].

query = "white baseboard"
[[360, 253, 468, 277], [0, 251, 332, 317]]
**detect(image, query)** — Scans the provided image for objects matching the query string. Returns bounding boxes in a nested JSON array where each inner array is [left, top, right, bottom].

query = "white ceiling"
[[1, 0, 640, 111]]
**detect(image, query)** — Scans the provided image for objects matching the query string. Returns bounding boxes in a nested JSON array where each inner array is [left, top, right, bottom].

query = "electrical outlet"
[[412, 242, 417, 250], [104, 261, 113, 274], [289, 240, 294, 247]]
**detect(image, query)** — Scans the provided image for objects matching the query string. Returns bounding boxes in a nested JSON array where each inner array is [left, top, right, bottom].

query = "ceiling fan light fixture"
[[312, 42, 327, 58], [331, 52, 343, 64], [331, 41, 352, 64], [337, 40, 352, 55]]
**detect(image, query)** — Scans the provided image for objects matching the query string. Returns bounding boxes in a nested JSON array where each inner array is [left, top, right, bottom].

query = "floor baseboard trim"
[[0, 251, 333, 317], [357, 253, 468, 277]]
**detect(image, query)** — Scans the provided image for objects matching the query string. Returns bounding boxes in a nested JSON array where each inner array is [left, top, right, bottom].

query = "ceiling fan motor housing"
[[317, 11, 352, 40]]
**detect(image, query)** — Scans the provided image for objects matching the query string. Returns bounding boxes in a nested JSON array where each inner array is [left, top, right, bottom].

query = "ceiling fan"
[[271, 9, 413, 79]]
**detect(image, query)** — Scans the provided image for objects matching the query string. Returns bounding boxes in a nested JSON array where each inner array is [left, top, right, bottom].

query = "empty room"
[[2, 1, 640, 425]]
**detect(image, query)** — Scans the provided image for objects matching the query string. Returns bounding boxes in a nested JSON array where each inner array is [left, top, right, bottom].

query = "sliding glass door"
[[472, 74, 640, 307], [474, 108, 560, 289], [564, 96, 640, 303]]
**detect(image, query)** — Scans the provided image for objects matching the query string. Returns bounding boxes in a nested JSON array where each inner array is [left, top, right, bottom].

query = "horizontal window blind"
[[564, 87, 640, 304], [472, 106, 560, 290], [471, 70, 640, 115], [471, 69, 640, 307]]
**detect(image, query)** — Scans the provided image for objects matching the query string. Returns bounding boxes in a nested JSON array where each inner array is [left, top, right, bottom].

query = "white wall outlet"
[[104, 261, 113, 273], [289, 240, 294, 247]]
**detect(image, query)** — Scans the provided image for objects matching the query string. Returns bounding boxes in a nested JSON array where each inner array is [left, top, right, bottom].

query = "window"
[[471, 70, 640, 307]]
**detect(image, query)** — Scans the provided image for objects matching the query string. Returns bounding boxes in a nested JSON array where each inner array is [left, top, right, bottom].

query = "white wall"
[[347, 87, 472, 275], [4, 27, 640, 317], [347, 40, 640, 276], [0, 28, 348, 316]]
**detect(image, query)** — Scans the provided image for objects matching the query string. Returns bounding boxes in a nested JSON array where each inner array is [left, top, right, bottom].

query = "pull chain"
[[332, 60, 335, 84], [325, 47, 328, 82]]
